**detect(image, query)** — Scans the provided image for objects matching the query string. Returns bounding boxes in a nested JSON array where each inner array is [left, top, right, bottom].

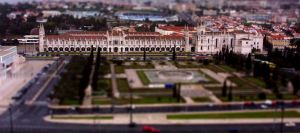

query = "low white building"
[[0, 46, 18, 82]]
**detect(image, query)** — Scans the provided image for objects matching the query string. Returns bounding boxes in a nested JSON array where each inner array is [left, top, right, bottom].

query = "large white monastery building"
[[39, 24, 263, 55]]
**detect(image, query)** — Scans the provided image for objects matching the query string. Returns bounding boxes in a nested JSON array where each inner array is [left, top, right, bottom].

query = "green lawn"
[[93, 79, 111, 96], [192, 97, 212, 102], [52, 115, 113, 120], [125, 62, 154, 69], [167, 111, 300, 119], [203, 65, 226, 73], [137, 71, 150, 85], [115, 65, 125, 73], [245, 77, 266, 88], [60, 99, 80, 105], [117, 79, 130, 92], [219, 65, 237, 73], [93, 97, 180, 105], [219, 94, 300, 102]]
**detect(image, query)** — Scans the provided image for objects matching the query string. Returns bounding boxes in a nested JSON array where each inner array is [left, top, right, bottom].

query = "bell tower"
[[196, 22, 206, 52], [184, 26, 191, 52], [39, 23, 45, 52]]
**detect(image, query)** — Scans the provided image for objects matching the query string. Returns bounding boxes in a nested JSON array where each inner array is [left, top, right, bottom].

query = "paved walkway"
[[181, 84, 222, 104], [152, 61, 177, 70], [110, 64, 120, 98], [125, 69, 147, 88], [45, 109, 300, 125], [200, 68, 236, 87]]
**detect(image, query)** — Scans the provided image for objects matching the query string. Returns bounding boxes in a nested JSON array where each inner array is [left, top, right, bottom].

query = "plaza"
[[0, 60, 53, 113]]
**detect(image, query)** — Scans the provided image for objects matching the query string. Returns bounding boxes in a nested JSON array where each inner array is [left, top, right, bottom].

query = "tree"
[[292, 75, 300, 95], [143, 47, 146, 61], [258, 92, 267, 100], [262, 63, 270, 82], [92, 47, 101, 91], [227, 86, 233, 102], [222, 79, 227, 97], [172, 44, 176, 61], [246, 53, 252, 73]]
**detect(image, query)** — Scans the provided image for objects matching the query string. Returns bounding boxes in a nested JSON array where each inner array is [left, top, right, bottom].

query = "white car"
[[285, 122, 296, 127], [260, 104, 268, 109]]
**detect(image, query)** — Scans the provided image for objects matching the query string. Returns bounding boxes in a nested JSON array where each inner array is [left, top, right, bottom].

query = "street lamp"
[[128, 80, 136, 127], [9, 104, 13, 133], [279, 100, 285, 133]]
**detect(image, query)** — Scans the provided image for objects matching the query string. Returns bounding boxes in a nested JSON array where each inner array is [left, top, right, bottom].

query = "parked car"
[[12, 91, 23, 100], [143, 126, 160, 133], [243, 101, 255, 107]]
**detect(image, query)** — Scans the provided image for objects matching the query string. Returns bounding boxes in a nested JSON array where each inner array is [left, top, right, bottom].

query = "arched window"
[[125, 47, 129, 52], [103, 47, 107, 52], [59, 47, 63, 51], [151, 47, 155, 51], [130, 47, 134, 51], [156, 47, 160, 51], [161, 47, 165, 51], [87, 47, 91, 51], [176, 47, 180, 51], [135, 47, 139, 51], [48, 47, 53, 51], [81, 47, 85, 51], [76, 47, 80, 51], [54, 47, 58, 51]]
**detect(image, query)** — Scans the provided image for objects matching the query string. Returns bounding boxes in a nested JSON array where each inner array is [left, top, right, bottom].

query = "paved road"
[[0, 121, 300, 133]]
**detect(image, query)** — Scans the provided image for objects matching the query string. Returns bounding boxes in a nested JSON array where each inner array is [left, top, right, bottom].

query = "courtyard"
[[51, 54, 300, 107]]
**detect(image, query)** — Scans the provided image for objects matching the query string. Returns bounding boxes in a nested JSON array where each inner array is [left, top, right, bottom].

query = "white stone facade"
[[193, 25, 263, 54], [39, 25, 263, 55]]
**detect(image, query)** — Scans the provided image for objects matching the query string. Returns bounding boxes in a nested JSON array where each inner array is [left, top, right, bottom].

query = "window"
[[216, 39, 218, 48]]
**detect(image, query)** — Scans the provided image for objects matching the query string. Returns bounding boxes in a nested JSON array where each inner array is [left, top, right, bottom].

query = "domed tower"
[[39, 23, 45, 52]]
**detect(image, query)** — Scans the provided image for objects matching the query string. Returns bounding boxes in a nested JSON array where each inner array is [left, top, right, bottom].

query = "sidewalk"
[[45, 109, 300, 125]]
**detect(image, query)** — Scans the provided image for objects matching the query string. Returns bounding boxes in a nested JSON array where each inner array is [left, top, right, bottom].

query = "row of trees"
[[78, 46, 95, 103], [53, 56, 87, 104], [214, 47, 252, 72]]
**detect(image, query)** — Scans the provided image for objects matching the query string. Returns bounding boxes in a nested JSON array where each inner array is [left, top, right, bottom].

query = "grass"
[[167, 111, 300, 119], [52, 115, 113, 120], [227, 76, 260, 91], [203, 65, 226, 73], [192, 97, 212, 102], [245, 77, 266, 88], [92, 97, 180, 105], [219, 65, 237, 73], [93, 79, 111, 96], [218, 93, 300, 102], [137, 71, 150, 85], [60, 99, 80, 105], [130, 62, 154, 69], [117, 79, 130, 92], [174, 61, 200, 68], [115, 65, 125, 73]]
